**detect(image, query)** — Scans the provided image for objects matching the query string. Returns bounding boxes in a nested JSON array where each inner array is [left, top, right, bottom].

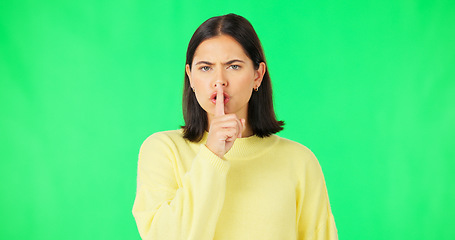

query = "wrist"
[[205, 144, 224, 158]]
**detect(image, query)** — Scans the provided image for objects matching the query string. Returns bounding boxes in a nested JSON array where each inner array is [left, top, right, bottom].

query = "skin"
[[185, 35, 266, 158]]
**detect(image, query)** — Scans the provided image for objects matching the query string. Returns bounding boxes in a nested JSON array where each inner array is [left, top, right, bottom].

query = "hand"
[[206, 85, 245, 158]]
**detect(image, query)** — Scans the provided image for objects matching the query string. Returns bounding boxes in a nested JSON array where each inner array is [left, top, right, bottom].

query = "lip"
[[210, 92, 230, 104]]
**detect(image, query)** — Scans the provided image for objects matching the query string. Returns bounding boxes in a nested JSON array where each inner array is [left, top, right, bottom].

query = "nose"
[[214, 82, 226, 88], [213, 69, 228, 88]]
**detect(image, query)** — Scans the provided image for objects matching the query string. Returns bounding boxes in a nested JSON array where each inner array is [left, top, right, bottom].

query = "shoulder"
[[273, 135, 322, 171], [140, 129, 188, 153], [142, 129, 185, 145], [274, 135, 316, 159], [147, 129, 184, 139], [137, 130, 192, 166]]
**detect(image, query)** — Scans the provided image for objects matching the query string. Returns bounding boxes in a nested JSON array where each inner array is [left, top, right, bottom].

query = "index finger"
[[215, 84, 225, 116]]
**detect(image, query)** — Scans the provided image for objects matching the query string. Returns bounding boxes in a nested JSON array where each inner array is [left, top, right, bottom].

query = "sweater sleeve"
[[132, 133, 230, 240], [296, 148, 338, 240]]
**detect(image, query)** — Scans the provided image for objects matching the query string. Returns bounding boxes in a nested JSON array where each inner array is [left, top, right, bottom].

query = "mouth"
[[210, 92, 230, 104]]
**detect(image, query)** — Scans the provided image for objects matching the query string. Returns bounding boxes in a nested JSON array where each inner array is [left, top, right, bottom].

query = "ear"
[[253, 62, 266, 88], [185, 64, 193, 87]]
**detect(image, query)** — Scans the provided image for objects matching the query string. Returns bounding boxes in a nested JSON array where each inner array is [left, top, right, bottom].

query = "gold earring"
[[254, 86, 259, 92], [192, 87, 195, 92]]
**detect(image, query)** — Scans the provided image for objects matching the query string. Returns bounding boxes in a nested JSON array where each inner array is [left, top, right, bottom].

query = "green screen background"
[[1, 0, 454, 239]]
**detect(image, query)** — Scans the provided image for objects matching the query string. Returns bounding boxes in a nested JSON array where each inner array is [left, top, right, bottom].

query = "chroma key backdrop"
[[1, 0, 454, 239]]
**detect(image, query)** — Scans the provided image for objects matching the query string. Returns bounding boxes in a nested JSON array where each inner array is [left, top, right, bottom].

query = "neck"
[[241, 123, 253, 138]]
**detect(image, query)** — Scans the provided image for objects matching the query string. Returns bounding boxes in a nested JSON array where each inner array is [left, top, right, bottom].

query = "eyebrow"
[[195, 59, 245, 65]]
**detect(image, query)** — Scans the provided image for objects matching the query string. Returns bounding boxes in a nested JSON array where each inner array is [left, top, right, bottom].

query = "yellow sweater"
[[132, 130, 337, 239]]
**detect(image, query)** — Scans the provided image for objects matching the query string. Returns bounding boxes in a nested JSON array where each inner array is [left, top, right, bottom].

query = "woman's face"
[[186, 35, 265, 122]]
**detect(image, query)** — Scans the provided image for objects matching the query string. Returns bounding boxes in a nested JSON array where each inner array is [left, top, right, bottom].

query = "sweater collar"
[[199, 131, 279, 160]]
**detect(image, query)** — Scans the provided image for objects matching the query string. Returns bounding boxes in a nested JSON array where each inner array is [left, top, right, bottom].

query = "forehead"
[[193, 35, 250, 63]]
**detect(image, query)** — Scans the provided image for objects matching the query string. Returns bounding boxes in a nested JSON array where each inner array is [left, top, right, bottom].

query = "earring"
[[192, 87, 195, 92], [254, 86, 259, 92]]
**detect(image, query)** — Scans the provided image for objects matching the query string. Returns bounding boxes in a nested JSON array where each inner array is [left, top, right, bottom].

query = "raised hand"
[[206, 84, 245, 158]]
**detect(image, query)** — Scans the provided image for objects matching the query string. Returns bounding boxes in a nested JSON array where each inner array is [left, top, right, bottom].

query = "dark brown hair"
[[182, 13, 284, 142]]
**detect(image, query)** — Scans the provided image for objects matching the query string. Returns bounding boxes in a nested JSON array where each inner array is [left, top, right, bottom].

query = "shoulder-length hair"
[[182, 13, 284, 142]]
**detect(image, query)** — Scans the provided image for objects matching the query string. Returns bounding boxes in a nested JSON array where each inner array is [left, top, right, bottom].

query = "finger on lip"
[[215, 85, 225, 116], [211, 93, 230, 104]]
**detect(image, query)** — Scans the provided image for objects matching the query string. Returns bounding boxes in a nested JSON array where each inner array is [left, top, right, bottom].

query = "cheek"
[[193, 81, 209, 95], [191, 76, 211, 109], [191, 72, 210, 88], [236, 74, 255, 91], [233, 77, 254, 102]]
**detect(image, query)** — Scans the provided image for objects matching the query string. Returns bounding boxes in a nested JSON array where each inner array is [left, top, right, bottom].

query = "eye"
[[229, 65, 241, 70], [200, 66, 211, 72]]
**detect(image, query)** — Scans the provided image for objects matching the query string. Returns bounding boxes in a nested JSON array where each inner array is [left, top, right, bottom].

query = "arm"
[[132, 133, 230, 239], [297, 149, 338, 240]]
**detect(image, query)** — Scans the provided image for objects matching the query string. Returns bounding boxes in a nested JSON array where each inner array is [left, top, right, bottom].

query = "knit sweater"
[[132, 130, 337, 239]]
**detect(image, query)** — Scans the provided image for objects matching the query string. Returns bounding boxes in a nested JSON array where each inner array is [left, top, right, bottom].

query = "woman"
[[132, 13, 338, 239]]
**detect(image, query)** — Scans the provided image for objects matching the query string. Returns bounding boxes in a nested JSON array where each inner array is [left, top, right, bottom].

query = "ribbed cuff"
[[198, 145, 230, 176]]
